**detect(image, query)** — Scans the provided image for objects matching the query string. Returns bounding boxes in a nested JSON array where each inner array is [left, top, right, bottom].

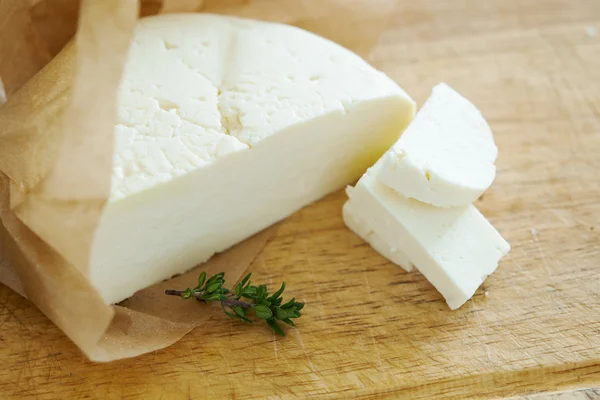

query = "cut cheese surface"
[[343, 202, 413, 271], [112, 14, 414, 200], [346, 163, 510, 310], [90, 14, 415, 304], [377, 83, 497, 208]]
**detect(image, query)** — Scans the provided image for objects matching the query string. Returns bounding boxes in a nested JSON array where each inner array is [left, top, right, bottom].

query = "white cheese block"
[[343, 202, 413, 271], [90, 14, 415, 304], [345, 163, 510, 309], [377, 83, 498, 208]]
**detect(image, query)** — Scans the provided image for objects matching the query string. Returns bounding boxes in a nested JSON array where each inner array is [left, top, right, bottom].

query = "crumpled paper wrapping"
[[0, 0, 398, 361]]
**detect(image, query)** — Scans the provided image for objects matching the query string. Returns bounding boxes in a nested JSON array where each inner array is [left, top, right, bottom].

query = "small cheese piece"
[[90, 14, 415, 304], [0, 77, 6, 105], [377, 83, 498, 208], [346, 163, 510, 309], [343, 202, 413, 271]]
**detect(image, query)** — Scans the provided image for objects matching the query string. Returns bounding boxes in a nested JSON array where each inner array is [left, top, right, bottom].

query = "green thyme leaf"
[[204, 294, 221, 302], [267, 282, 285, 302], [233, 306, 246, 317], [254, 305, 273, 320], [281, 297, 296, 309], [267, 319, 285, 336], [205, 282, 221, 294], [196, 271, 207, 289], [224, 311, 238, 320], [240, 273, 252, 287], [275, 308, 288, 320]]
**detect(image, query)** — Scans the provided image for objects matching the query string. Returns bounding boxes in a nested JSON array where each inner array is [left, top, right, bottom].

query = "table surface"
[[1, 0, 600, 399]]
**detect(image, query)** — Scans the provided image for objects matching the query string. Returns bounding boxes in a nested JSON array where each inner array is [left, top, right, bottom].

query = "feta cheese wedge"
[[346, 163, 510, 309], [343, 201, 413, 271], [89, 14, 415, 304], [377, 83, 497, 208]]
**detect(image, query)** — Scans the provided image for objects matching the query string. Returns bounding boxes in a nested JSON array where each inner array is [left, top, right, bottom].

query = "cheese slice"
[[377, 83, 497, 208], [343, 202, 413, 271], [346, 163, 510, 310], [90, 14, 415, 304]]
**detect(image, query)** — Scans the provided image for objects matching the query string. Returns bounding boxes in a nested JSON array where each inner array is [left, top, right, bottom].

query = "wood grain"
[[1, 0, 599, 398], [511, 387, 600, 399]]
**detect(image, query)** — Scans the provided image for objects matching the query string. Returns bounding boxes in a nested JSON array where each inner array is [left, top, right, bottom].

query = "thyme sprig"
[[165, 272, 303, 336]]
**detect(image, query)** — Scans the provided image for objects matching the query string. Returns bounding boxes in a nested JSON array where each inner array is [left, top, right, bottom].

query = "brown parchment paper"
[[0, 0, 398, 361]]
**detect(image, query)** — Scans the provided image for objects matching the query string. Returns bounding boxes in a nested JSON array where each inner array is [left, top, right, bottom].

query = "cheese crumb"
[[0, 77, 6, 105], [530, 227, 538, 238]]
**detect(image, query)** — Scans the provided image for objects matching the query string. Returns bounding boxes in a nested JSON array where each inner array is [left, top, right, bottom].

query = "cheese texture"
[[343, 202, 413, 271], [90, 14, 415, 304], [346, 163, 510, 310], [377, 83, 497, 208]]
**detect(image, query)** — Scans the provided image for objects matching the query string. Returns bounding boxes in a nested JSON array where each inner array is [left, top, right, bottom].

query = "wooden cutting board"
[[1, 0, 599, 398]]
